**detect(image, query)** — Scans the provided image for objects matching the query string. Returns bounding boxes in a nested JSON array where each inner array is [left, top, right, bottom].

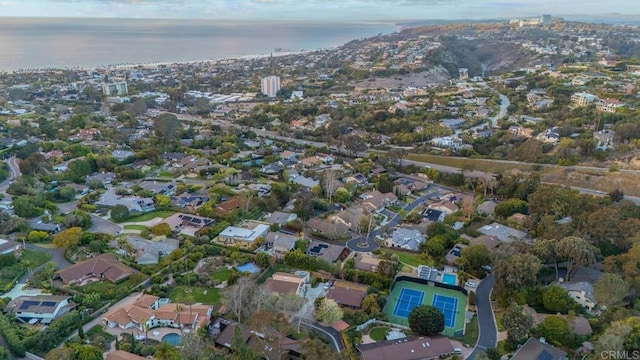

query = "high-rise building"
[[102, 81, 128, 96], [261, 76, 281, 98]]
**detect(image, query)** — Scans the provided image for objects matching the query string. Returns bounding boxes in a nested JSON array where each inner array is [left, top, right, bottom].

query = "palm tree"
[[142, 323, 149, 340], [174, 304, 184, 335]]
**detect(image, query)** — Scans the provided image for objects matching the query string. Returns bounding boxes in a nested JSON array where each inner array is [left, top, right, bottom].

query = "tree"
[[180, 333, 207, 360], [501, 303, 533, 342], [150, 223, 172, 236], [533, 239, 561, 281], [53, 227, 83, 248], [408, 305, 445, 336], [494, 253, 541, 289], [458, 244, 491, 272], [72, 344, 103, 360], [494, 198, 528, 218], [154, 113, 180, 142], [321, 170, 340, 204], [594, 273, 629, 308], [542, 286, 576, 314], [27, 230, 49, 242], [223, 276, 255, 323], [556, 236, 598, 281], [44, 348, 75, 360], [153, 342, 181, 360], [361, 294, 381, 315], [154, 194, 172, 208], [609, 188, 625, 203], [110, 204, 130, 222], [533, 315, 572, 347], [316, 298, 343, 325]]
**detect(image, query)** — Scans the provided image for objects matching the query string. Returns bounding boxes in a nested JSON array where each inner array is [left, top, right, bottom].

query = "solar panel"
[[536, 350, 554, 360], [19, 301, 39, 310], [192, 218, 202, 224], [41, 302, 57, 307], [182, 216, 193, 222]]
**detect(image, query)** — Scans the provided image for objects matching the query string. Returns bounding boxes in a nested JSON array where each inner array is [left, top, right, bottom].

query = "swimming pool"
[[442, 273, 457, 286], [162, 333, 182, 346], [236, 262, 260, 274]]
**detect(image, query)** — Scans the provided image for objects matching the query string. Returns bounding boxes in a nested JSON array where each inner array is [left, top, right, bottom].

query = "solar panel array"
[[536, 350, 554, 360]]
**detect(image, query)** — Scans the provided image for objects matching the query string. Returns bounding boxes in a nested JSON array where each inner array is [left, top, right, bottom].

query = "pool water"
[[162, 333, 182, 346], [442, 273, 457, 285], [236, 262, 260, 274]]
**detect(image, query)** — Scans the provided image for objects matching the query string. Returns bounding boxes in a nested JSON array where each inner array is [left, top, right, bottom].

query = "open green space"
[[406, 153, 534, 174], [383, 249, 423, 267], [458, 315, 479, 347], [0, 249, 51, 292], [123, 210, 175, 223], [384, 279, 467, 337], [123, 225, 148, 231], [169, 286, 221, 304], [210, 269, 232, 282], [369, 327, 389, 341]]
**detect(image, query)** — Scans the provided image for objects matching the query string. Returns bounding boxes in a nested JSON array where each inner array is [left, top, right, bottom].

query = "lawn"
[[384, 249, 423, 267], [210, 269, 232, 282], [21, 249, 51, 268], [369, 327, 389, 341], [257, 267, 274, 284], [124, 225, 148, 231], [169, 286, 221, 304], [458, 315, 479, 347], [0, 249, 51, 292], [124, 210, 175, 223]]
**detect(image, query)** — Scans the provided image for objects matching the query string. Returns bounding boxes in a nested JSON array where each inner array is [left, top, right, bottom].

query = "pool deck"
[[103, 325, 189, 342]]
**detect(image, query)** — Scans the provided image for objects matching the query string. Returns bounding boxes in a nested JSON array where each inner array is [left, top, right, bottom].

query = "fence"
[[355, 318, 411, 332]]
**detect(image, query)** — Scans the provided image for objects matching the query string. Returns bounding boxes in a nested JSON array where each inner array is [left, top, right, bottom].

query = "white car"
[[465, 281, 477, 288]]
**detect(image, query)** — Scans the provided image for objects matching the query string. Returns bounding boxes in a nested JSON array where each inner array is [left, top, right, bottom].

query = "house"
[[106, 351, 146, 360], [326, 281, 368, 309], [0, 238, 23, 257], [427, 200, 458, 215], [265, 272, 307, 297], [55, 253, 137, 286], [478, 222, 530, 243], [218, 220, 270, 247], [511, 337, 567, 360], [306, 218, 351, 240], [291, 175, 320, 188], [265, 232, 299, 259], [87, 172, 116, 185], [387, 228, 424, 251], [137, 181, 176, 196], [571, 92, 597, 106], [359, 190, 397, 212], [214, 196, 243, 216], [109, 235, 180, 265], [103, 294, 212, 332], [354, 252, 381, 272], [356, 335, 454, 360], [307, 240, 351, 263], [261, 163, 283, 175], [476, 200, 497, 217], [279, 150, 298, 161], [96, 188, 155, 213], [3, 295, 72, 324], [263, 211, 298, 225], [555, 281, 597, 311], [111, 150, 135, 161], [161, 213, 215, 236], [445, 243, 467, 264], [423, 208, 445, 222], [597, 98, 625, 113], [28, 216, 61, 233], [171, 193, 208, 210]]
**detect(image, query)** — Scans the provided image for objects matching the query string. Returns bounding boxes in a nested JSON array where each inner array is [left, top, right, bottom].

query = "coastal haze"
[[0, 17, 396, 72]]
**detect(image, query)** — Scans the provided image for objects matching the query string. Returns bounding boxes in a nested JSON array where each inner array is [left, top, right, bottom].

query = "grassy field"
[[124, 210, 175, 223], [123, 225, 148, 231], [406, 153, 534, 174], [169, 286, 221, 304], [458, 315, 479, 347], [210, 269, 232, 282], [383, 249, 424, 267], [369, 327, 389, 341], [21, 249, 51, 267]]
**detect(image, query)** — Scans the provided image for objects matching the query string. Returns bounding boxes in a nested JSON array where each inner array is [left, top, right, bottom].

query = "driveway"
[[467, 275, 497, 359], [21, 243, 72, 284], [89, 214, 122, 235]]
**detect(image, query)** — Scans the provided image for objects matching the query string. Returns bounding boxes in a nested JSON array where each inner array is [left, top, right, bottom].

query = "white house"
[[387, 228, 424, 251], [556, 281, 597, 312], [4, 295, 72, 324]]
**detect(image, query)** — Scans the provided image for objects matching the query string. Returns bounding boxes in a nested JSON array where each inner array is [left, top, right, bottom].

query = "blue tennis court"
[[432, 294, 458, 328], [393, 288, 425, 318]]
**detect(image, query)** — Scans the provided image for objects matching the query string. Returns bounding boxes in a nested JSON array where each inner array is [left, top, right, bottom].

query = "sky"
[[0, 0, 638, 21]]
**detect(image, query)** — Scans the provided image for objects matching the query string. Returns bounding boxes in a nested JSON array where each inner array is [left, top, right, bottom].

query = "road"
[[0, 156, 20, 195], [21, 243, 72, 283], [89, 214, 122, 235], [346, 189, 441, 252], [467, 275, 497, 360]]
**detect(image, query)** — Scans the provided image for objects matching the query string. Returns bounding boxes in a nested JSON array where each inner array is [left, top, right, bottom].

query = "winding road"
[[466, 275, 497, 360]]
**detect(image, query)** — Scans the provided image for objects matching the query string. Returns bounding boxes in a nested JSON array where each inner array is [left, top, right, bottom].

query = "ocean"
[[0, 17, 397, 72]]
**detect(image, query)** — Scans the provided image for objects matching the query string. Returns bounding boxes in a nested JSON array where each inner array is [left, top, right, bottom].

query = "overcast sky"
[[0, 0, 638, 21]]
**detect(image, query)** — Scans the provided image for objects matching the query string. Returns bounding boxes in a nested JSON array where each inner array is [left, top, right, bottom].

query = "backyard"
[[383, 249, 423, 267], [169, 286, 221, 304], [369, 326, 389, 341], [210, 269, 232, 282], [123, 210, 175, 223]]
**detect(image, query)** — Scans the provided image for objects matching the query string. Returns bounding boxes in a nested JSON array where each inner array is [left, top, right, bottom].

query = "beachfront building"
[[261, 76, 281, 97]]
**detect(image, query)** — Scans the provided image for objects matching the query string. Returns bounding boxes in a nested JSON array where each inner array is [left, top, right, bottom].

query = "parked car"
[[465, 280, 477, 288]]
